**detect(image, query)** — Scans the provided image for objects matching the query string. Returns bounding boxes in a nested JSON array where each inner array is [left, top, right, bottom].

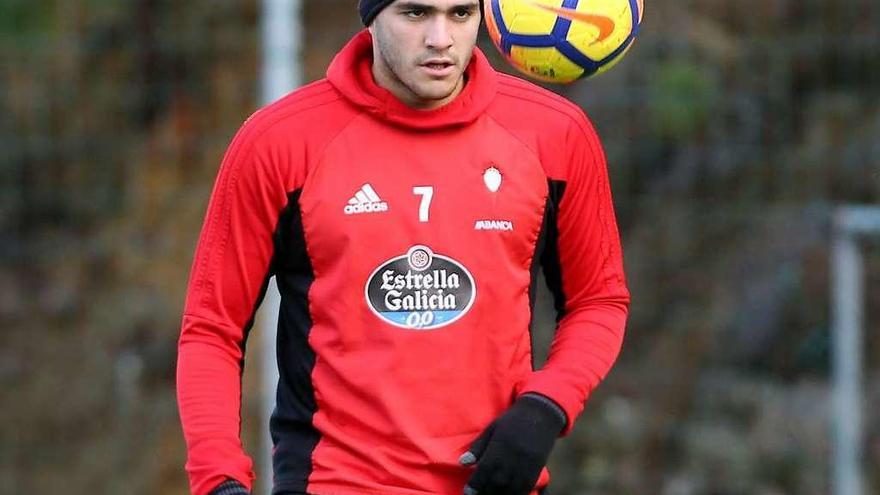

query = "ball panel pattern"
[[564, 1, 634, 61], [509, 45, 585, 83], [485, 0, 643, 83], [498, 0, 559, 36]]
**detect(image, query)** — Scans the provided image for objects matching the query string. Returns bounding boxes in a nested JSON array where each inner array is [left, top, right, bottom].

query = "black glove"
[[208, 479, 249, 495], [459, 394, 567, 495]]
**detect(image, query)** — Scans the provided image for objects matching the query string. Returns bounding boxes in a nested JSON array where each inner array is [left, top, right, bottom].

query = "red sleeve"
[[518, 112, 630, 435], [176, 115, 291, 495]]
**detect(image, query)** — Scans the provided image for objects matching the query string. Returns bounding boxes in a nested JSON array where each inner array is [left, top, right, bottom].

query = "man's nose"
[[424, 17, 454, 50]]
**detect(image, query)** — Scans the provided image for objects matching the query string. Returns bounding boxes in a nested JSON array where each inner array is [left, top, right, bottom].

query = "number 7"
[[413, 186, 434, 222]]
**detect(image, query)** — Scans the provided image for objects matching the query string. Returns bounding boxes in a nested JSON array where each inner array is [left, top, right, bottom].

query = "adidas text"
[[345, 183, 388, 215], [345, 202, 388, 215]]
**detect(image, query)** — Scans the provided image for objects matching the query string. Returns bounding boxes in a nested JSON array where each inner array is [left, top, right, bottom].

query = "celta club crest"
[[484, 166, 502, 192]]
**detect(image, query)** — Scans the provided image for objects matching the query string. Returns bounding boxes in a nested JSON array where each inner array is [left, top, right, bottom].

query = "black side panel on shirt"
[[528, 196, 550, 368], [528, 179, 567, 325], [527, 179, 567, 368], [270, 189, 319, 494], [539, 180, 567, 321]]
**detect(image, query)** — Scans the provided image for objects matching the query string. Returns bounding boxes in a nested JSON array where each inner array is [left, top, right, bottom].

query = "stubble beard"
[[374, 31, 465, 108]]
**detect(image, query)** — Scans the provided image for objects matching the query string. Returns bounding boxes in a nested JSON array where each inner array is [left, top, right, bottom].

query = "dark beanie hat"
[[359, 0, 396, 25]]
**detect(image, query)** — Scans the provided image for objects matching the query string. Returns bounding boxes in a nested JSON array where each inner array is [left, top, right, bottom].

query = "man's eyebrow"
[[394, 1, 481, 12], [394, 2, 435, 11]]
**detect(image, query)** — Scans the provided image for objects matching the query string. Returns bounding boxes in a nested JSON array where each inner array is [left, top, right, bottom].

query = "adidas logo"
[[344, 183, 389, 215]]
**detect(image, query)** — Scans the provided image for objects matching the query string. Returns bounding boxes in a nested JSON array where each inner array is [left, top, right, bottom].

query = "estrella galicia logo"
[[365, 245, 476, 330]]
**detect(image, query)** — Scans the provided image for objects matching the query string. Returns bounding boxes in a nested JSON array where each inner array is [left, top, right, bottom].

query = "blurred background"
[[2, 0, 878, 494]]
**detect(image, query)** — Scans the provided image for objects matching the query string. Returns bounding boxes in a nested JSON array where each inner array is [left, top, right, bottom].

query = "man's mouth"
[[420, 59, 456, 77]]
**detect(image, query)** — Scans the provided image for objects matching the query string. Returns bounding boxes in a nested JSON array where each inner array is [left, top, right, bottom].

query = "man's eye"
[[404, 9, 426, 18], [452, 9, 472, 20]]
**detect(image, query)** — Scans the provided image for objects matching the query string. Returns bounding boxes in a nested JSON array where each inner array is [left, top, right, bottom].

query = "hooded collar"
[[327, 29, 498, 130]]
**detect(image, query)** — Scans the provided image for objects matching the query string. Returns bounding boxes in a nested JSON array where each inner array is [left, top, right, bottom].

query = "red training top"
[[177, 29, 630, 495]]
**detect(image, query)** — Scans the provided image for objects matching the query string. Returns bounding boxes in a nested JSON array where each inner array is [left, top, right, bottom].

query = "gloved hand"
[[208, 479, 250, 495], [459, 393, 567, 495]]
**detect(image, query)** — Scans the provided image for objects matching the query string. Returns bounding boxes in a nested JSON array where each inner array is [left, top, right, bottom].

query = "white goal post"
[[831, 205, 880, 495], [259, 1, 302, 494]]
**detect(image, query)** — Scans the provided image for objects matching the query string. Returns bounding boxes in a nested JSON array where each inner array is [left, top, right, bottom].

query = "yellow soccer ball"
[[484, 0, 644, 84]]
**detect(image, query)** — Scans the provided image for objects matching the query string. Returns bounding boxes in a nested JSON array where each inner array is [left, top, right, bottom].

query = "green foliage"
[[649, 60, 720, 140], [0, 1, 51, 36]]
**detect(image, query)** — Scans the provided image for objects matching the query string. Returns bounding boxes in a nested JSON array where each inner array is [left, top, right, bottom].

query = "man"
[[176, 1, 630, 494]]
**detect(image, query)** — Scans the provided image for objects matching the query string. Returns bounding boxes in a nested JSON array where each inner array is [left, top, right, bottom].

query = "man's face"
[[370, 1, 481, 110]]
